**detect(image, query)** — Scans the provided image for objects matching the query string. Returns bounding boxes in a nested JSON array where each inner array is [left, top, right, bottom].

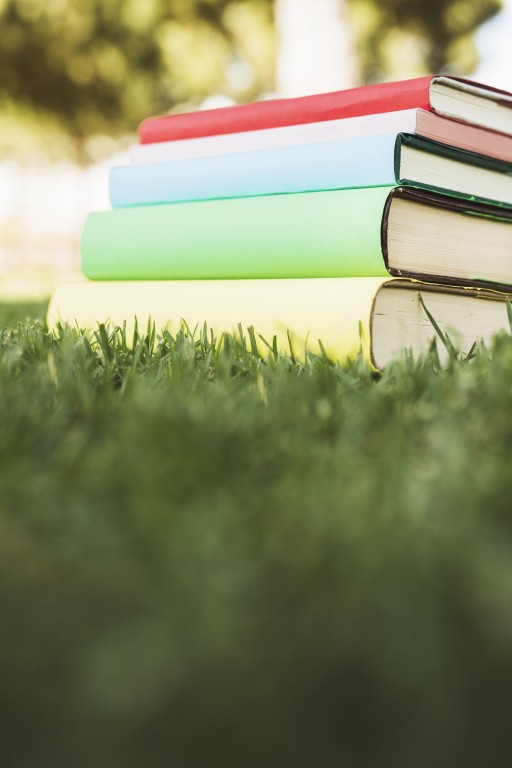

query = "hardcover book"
[[131, 108, 512, 166], [47, 278, 512, 370], [139, 76, 512, 144], [81, 186, 512, 290], [110, 133, 512, 208]]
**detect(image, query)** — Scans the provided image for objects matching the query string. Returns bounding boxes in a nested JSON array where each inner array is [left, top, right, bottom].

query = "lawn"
[[1, 299, 512, 767]]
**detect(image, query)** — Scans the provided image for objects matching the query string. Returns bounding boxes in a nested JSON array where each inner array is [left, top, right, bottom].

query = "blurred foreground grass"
[[1, 301, 512, 767]]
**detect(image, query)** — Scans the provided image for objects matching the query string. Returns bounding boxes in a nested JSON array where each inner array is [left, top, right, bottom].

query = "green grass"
[[2, 300, 512, 767]]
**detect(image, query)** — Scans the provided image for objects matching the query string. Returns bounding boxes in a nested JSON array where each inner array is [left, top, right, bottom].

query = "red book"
[[139, 76, 512, 144]]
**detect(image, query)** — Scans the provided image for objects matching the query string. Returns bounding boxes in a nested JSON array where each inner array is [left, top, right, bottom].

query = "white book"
[[129, 106, 512, 167], [129, 109, 420, 164]]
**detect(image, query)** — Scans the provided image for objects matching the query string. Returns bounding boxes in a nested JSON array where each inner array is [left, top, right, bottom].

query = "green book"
[[81, 186, 512, 289]]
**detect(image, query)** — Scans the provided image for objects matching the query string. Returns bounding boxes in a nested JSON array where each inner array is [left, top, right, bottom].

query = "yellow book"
[[47, 277, 384, 361], [47, 278, 512, 369]]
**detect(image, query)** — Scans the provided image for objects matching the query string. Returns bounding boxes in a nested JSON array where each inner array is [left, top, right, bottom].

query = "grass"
[[2, 299, 512, 767]]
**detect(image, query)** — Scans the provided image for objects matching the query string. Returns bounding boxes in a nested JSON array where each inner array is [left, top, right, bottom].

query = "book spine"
[[47, 277, 389, 363], [82, 186, 394, 280], [130, 109, 420, 165], [139, 77, 432, 143], [110, 134, 398, 207]]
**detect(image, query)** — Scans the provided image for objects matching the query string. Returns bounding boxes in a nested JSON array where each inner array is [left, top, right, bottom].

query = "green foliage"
[[0, 0, 274, 157], [352, 0, 502, 79], [1, 302, 512, 766], [0, 0, 502, 159]]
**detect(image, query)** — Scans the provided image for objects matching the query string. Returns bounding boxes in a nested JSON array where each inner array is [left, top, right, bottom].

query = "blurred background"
[[0, 0, 510, 300]]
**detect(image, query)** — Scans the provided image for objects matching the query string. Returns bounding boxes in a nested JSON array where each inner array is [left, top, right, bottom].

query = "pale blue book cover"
[[109, 133, 398, 207]]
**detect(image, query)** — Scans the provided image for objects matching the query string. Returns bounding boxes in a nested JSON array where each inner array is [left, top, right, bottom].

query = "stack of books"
[[47, 75, 512, 369]]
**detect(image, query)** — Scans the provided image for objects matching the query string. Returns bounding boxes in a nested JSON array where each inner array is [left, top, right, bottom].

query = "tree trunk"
[[275, 0, 360, 97]]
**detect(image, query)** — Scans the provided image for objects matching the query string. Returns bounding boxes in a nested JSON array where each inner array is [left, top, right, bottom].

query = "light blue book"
[[109, 132, 512, 208]]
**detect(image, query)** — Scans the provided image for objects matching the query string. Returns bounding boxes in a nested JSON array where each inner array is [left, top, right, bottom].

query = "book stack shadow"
[[47, 75, 512, 369]]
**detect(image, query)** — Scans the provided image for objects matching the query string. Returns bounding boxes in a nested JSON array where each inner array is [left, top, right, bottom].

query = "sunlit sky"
[[473, 0, 512, 90]]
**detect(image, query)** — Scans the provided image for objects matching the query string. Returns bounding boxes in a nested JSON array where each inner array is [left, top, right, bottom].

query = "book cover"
[[110, 133, 512, 208], [138, 76, 512, 144], [111, 133, 398, 207], [47, 277, 388, 363], [47, 277, 512, 369], [130, 109, 420, 164], [130, 108, 512, 166], [82, 186, 393, 281], [81, 185, 512, 288], [139, 77, 432, 143]]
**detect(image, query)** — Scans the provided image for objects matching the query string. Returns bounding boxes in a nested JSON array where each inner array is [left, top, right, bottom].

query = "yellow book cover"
[[47, 277, 386, 362], [47, 277, 512, 369]]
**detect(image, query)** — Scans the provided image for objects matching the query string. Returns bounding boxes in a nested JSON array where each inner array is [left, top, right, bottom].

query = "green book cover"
[[81, 186, 394, 280]]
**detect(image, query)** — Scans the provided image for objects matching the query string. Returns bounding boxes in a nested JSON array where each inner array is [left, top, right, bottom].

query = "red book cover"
[[139, 77, 433, 144]]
